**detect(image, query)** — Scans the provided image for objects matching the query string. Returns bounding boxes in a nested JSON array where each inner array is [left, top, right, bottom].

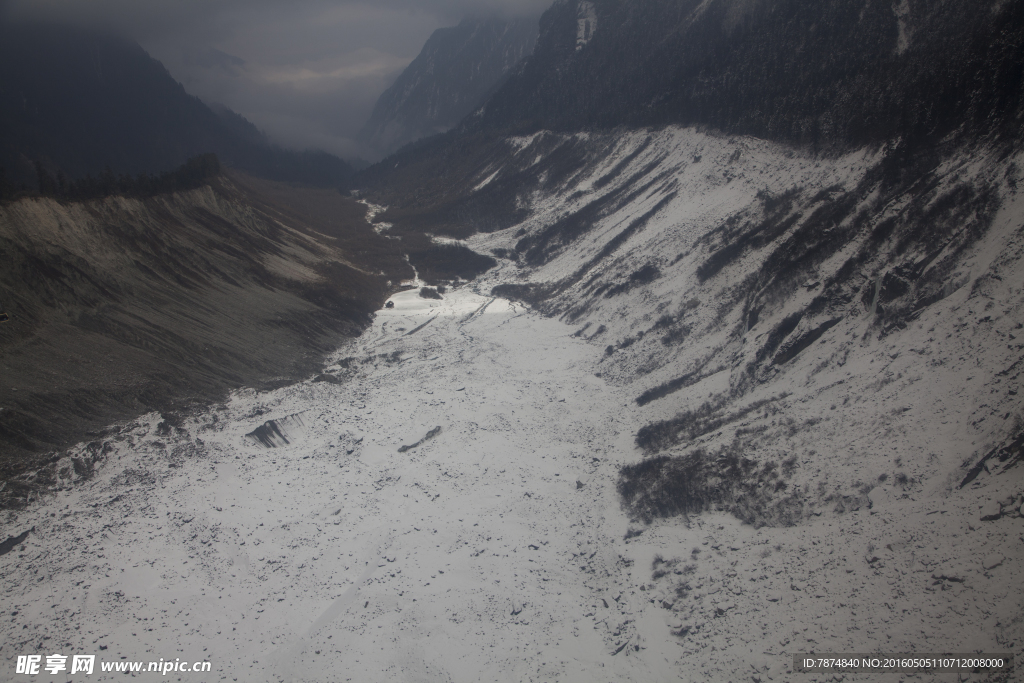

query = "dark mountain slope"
[[358, 0, 1024, 242], [0, 170, 410, 502], [476, 0, 1024, 148], [0, 21, 353, 187], [359, 16, 538, 158]]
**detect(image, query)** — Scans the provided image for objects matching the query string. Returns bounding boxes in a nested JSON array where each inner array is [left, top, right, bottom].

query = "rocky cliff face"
[[358, 16, 538, 158]]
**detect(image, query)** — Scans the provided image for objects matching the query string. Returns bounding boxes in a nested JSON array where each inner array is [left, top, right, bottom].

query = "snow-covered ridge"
[[469, 126, 1022, 486], [462, 125, 1024, 669]]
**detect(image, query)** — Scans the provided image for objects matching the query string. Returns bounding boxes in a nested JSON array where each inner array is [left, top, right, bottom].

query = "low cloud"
[[3, 0, 551, 160]]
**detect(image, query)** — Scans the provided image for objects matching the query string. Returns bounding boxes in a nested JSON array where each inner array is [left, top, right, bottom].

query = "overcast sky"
[[4, 0, 550, 160]]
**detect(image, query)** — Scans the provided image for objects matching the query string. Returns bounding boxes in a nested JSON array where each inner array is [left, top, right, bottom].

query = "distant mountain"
[[359, 16, 538, 158], [210, 103, 271, 147], [0, 21, 354, 187]]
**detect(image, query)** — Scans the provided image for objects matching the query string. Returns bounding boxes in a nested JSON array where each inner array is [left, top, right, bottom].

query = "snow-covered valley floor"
[[3, 271, 1022, 681], [1, 287, 686, 682]]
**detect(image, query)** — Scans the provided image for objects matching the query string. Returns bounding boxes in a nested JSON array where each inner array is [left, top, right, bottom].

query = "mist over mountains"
[[0, 21, 355, 188]]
